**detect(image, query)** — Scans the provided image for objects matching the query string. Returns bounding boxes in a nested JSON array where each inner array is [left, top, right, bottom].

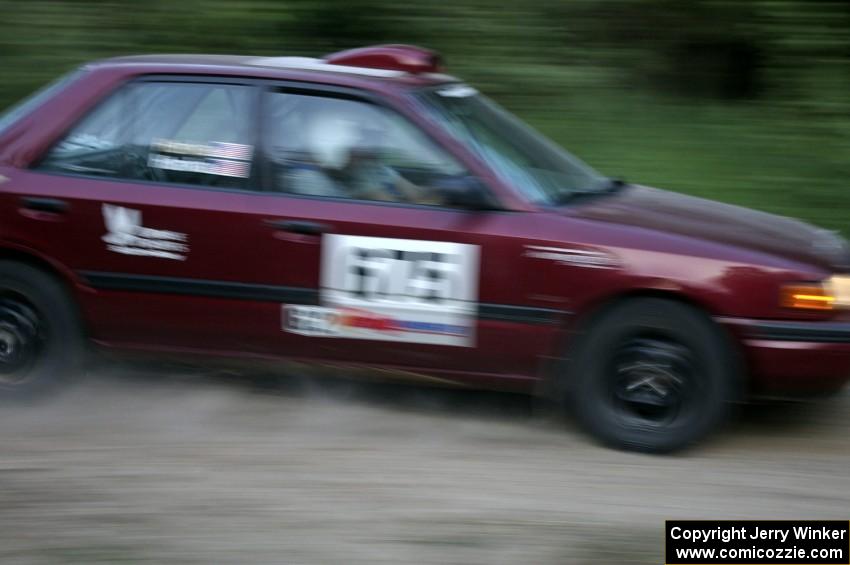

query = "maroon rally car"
[[0, 44, 848, 451]]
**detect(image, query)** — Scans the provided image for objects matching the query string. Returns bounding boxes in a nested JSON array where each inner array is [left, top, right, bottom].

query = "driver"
[[289, 101, 437, 204]]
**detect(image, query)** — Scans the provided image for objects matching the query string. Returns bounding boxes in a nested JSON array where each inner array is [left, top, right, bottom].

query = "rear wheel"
[[567, 298, 738, 452], [0, 262, 83, 398]]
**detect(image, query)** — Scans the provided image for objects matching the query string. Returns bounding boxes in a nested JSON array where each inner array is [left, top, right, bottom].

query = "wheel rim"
[[608, 334, 697, 428], [0, 296, 45, 385]]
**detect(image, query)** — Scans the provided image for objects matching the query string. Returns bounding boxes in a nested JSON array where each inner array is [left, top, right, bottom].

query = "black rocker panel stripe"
[[749, 320, 850, 343], [79, 271, 318, 305], [78, 271, 565, 325], [476, 303, 563, 325]]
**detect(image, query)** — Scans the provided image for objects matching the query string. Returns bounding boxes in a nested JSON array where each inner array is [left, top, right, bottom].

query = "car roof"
[[87, 53, 460, 92]]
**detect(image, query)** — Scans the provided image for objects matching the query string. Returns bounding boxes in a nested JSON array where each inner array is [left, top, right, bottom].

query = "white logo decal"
[[297, 235, 479, 347], [101, 204, 189, 260], [524, 245, 618, 269]]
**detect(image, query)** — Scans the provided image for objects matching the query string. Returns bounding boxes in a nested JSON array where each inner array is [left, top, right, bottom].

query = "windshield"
[[418, 85, 606, 205]]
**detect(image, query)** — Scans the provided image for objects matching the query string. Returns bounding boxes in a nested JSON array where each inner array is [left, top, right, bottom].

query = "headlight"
[[780, 275, 850, 311], [827, 275, 850, 306]]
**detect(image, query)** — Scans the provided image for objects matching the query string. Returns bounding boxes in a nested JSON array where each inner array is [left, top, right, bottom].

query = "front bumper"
[[719, 318, 850, 395]]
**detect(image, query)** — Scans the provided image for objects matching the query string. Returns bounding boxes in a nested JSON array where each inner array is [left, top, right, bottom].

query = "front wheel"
[[0, 262, 83, 399], [567, 298, 739, 452]]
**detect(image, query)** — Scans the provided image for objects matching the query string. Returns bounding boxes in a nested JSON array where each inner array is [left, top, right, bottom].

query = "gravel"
[[0, 367, 846, 564]]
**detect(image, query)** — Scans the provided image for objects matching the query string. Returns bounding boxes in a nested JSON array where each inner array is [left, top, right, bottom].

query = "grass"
[[514, 89, 849, 235]]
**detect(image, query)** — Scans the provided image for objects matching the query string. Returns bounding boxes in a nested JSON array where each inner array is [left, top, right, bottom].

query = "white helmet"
[[305, 104, 361, 169]]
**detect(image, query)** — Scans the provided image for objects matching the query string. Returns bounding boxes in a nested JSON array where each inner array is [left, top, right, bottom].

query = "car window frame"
[[31, 74, 266, 195], [0, 68, 88, 139], [254, 80, 505, 212]]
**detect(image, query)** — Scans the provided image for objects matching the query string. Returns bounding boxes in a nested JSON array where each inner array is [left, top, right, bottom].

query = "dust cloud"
[[0, 366, 847, 564]]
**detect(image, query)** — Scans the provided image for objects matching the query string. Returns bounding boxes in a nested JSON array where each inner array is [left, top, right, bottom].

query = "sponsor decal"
[[101, 204, 188, 260], [436, 84, 479, 98], [284, 235, 479, 347], [284, 305, 470, 339], [524, 244, 618, 269], [148, 139, 253, 178], [283, 305, 340, 337]]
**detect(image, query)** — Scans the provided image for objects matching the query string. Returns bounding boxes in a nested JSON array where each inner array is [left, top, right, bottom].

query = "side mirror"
[[434, 176, 497, 211]]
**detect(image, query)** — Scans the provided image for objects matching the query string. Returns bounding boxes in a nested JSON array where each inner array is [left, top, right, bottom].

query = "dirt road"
[[0, 367, 847, 564]]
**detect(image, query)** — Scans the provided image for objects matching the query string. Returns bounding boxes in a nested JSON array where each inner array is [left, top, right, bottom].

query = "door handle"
[[264, 219, 331, 235], [20, 197, 68, 214]]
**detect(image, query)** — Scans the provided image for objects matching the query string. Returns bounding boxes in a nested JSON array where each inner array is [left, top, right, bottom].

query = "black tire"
[[0, 261, 83, 399], [566, 298, 739, 453]]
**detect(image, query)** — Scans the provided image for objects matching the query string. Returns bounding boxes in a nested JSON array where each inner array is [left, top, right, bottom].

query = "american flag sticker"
[[210, 159, 251, 178], [149, 139, 254, 178], [209, 141, 254, 161]]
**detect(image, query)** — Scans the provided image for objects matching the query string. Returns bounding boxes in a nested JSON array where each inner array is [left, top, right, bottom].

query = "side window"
[[263, 91, 468, 206], [39, 81, 256, 190]]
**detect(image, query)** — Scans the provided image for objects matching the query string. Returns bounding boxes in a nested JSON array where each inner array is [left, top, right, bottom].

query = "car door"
[[6, 77, 275, 353], [242, 86, 556, 380]]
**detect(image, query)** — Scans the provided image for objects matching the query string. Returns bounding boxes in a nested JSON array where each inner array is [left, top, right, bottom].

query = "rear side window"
[[39, 81, 257, 190]]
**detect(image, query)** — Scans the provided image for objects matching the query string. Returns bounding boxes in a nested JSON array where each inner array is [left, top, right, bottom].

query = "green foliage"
[[0, 0, 847, 232]]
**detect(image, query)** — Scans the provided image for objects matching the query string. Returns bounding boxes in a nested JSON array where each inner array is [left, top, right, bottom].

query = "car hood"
[[567, 185, 850, 271]]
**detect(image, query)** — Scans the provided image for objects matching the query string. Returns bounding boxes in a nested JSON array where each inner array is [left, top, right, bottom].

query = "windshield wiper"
[[600, 177, 627, 193], [554, 178, 627, 204]]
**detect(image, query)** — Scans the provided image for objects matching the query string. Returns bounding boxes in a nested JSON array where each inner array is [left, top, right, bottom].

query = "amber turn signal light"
[[780, 283, 835, 311]]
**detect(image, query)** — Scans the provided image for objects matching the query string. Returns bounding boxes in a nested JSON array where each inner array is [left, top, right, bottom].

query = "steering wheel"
[[120, 147, 167, 182]]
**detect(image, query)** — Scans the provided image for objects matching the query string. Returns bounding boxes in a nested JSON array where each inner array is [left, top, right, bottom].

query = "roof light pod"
[[324, 44, 443, 74]]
